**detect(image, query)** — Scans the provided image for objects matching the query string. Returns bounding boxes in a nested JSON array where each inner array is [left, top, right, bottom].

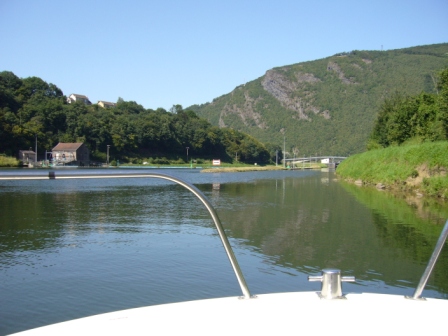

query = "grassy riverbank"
[[0, 155, 20, 167], [122, 161, 279, 170], [200, 162, 323, 172], [201, 165, 284, 173], [336, 141, 448, 199]]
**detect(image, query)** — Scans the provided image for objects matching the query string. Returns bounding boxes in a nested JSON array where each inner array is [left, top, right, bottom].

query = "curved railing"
[[409, 218, 448, 300], [0, 171, 253, 299], [2, 171, 447, 300]]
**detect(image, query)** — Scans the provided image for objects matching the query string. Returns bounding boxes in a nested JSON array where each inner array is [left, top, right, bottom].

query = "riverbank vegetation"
[[201, 165, 284, 173], [0, 71, 279, 165], [336, 141, 448, 198], [121, 160, 274, 169], [337, 67, 448, 199], [367, 67, 448, 149], [0, 155, 20, 167]]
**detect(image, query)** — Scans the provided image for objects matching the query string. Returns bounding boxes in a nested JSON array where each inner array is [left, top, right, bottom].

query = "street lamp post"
[[186, 147, 189, 163], [107, 145, 110, 166]]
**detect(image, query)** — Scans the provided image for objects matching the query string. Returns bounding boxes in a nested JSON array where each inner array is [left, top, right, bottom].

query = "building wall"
[[52, 144, 90, 166], [67, 94, 92, 105], [18, 151, 36, 163], [76, 145, 90, 164], [53, 150, 76, 163]]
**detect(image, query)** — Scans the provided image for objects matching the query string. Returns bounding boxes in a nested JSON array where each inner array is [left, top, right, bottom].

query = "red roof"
[[52, 143, 84, 151]]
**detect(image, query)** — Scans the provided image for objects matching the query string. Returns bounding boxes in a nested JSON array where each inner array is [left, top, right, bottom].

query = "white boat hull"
[[10, 291, 448, 335]]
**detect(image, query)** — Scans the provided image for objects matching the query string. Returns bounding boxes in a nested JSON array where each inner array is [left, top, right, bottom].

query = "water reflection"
[[0, 169, 447, 335], [340, 181, 448, 294], [202, 171, 448, 296]]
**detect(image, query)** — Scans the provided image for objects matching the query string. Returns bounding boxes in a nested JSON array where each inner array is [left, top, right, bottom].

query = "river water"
[[1, 168, 447, 335]]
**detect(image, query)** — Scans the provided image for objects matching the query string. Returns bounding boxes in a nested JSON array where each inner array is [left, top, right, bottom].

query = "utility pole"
[[35, 134, 37, 164], [283, 135, 286, 168]]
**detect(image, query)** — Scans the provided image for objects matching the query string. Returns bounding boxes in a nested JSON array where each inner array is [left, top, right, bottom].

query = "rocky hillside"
[[189, 43, 448, 156]]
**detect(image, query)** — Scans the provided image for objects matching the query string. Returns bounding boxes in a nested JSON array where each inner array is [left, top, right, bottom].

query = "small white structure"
[[18, 150, 36, 164], [321, 158, 330, 164]]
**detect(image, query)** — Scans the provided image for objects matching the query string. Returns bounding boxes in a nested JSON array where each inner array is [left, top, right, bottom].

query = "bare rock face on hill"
[[261, 69, 330, 121], [190, 43, 448, 156], [326, 61, 358, 85], [219, 92, 267, 129]]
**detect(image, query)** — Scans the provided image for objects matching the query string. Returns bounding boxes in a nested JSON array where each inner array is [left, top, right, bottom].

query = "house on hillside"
[[51, 143, 90, 166], [98, 100, 116, 108], [67, 94, 92, 105]]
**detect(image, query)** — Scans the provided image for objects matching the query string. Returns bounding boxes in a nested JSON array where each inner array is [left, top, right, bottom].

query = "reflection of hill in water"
[[1, 174, 447, 296], [203, 174, 448, 295]]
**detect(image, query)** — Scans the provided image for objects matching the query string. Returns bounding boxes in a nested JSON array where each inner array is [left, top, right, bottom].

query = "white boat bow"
[[4, 172, 448, 335], [9, 291, 448, 335]]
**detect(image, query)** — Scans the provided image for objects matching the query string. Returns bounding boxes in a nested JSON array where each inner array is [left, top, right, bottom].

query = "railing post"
[[0, 172, 254, 299], [408, 219, 448, 300]]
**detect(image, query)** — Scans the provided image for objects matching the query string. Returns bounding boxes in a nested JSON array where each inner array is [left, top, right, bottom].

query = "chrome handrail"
[[408, 219, 448, 300], [0, 172, 254, 299]]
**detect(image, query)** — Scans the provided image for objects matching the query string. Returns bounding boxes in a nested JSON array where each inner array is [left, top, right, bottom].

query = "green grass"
[[0, 155, 21, 167], [336, 141, 448, 198], [123, 158, 267, 169], [201, 165, 284, 173]]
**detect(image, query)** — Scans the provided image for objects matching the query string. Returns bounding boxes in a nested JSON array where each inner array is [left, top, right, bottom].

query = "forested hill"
[[189, 43, 448, 156], [0, 74, 271, 164]]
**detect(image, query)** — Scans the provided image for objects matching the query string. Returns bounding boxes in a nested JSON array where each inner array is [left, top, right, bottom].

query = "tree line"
[[0, 71, 279, 164], [368, 68, 448, 149]]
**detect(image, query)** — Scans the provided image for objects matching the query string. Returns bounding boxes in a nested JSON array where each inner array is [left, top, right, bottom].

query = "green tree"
[[369, 67, 448, 148], [0, 72, 272, 163], [436, 67, 448, 139], [369, 91, 408, 147]]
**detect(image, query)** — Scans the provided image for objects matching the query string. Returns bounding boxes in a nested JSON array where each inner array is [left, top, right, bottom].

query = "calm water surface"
[[1, 168, 447, 335]]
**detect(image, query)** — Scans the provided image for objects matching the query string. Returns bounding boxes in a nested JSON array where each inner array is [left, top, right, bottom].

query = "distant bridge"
[[284, 156, 347, 168]]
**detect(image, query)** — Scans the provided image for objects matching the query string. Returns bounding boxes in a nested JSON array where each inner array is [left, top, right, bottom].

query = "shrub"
[[153, 157, 170, 165], [0, 156, 21, 167]]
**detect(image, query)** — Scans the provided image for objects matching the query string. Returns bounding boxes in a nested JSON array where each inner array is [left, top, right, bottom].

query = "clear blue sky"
[[1, 0, 447, 111]]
